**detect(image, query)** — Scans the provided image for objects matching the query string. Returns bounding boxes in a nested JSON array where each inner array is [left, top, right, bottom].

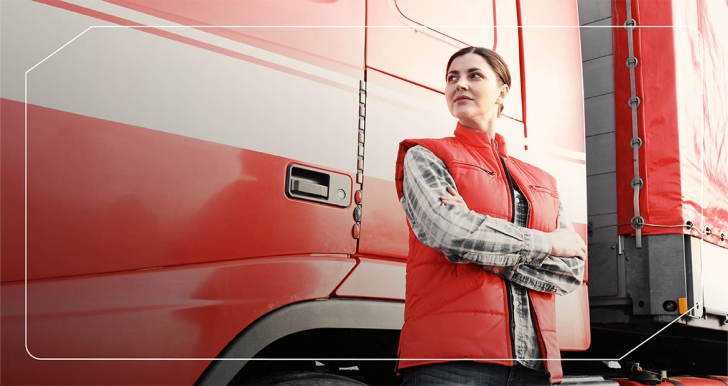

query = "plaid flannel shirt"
[[400, 145, 584, 371]]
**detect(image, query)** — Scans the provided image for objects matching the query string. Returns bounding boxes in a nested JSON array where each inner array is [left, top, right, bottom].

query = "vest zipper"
[[494, 141, 518, 364], [495, 142, 516, 222], [504, 282, 517, 364], [529, 295, 550, 379], [493, 142, 532, 227]]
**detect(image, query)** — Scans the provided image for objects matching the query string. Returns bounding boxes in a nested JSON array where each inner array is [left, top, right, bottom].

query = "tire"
[[240, 371, 368, 386]]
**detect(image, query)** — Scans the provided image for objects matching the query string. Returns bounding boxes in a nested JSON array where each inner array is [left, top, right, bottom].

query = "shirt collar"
[[453, 122, 509, 157]]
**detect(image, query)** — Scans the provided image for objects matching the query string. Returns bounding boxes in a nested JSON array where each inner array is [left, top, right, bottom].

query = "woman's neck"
[[458, 116, 497, 139]]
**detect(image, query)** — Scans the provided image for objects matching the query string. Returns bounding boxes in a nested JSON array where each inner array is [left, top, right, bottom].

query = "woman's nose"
[[456, 80, 468, 90]]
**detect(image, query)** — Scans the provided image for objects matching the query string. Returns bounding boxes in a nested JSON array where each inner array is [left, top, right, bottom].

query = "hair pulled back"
[[446, 46, 511, 116]]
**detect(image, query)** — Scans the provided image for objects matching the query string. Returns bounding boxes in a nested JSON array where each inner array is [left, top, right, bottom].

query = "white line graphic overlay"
[[24, 22, 707, 364]]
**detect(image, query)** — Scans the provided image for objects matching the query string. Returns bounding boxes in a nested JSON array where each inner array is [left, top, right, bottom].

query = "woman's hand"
[[546, 229, 587, 260], [440, 185, 469, 210]]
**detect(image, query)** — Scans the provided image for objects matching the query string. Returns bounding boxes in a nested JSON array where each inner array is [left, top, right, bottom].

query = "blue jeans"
[[401, 361, 551, 386]]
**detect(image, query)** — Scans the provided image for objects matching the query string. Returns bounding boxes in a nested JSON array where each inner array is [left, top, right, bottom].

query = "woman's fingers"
[[440, 197, 462, 205], [547, 228, 587, 259], [441, 195, 463, 203], [440, 185, 469, 210], [444, 202, 468, 210], [444, 185, 463, 201]]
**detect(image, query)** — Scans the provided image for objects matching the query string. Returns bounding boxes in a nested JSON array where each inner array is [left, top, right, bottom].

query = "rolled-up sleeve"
[[492, 256, 584, 295]]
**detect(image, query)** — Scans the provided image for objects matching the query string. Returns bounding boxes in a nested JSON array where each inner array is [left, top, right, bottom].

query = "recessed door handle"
[[290, 177, 328, 198], [286, 164, 350, 207]]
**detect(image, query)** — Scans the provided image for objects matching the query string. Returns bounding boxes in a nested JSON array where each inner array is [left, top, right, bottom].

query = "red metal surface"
[[1, 99, 25, 284], [358, 177, 410, 260], [1, 93, 361, 383], [335, 257, 406, 300], [1, 100, 357, 282], [613, 0, 728, 247], [2, 255, 355, 384]]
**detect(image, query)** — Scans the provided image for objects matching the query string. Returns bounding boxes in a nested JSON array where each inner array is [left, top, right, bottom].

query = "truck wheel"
[[240, 371, 368, 386]]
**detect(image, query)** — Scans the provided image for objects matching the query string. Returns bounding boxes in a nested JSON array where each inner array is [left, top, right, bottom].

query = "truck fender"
[[195, 298, 405, 385]]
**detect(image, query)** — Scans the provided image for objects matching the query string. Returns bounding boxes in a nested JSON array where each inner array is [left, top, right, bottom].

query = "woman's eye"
[[447, 75, 458, 82], [470, 73, 483, 79]]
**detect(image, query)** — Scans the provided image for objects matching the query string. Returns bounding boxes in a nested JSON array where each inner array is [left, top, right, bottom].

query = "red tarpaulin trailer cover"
[[613, 0, 728, 249]]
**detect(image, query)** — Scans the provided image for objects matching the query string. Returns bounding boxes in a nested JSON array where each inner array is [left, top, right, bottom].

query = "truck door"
[[358, 0, 526, 262]]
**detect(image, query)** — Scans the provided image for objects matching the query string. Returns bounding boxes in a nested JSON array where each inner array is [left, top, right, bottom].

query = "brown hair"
[[446, 46, 511, 116]]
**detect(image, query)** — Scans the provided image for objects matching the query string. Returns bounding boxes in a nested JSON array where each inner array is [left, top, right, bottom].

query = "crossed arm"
[[400, 145, 585, 295]]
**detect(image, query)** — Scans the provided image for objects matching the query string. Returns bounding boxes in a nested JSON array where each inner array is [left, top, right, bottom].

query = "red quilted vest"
[[394, 123, 563, 383]]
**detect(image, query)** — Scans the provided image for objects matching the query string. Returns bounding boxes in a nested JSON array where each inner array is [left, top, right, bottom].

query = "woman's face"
[[445, 53, 508, 125]]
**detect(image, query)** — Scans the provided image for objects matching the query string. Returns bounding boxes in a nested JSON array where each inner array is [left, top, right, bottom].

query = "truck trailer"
[[1, 0, 726, 385]]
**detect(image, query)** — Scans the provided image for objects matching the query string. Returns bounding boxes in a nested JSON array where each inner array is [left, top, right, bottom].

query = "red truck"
[[1, 0, 726, 385]]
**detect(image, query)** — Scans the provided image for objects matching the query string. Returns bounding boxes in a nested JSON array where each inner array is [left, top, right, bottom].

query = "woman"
[[394, 46, 587, 385]]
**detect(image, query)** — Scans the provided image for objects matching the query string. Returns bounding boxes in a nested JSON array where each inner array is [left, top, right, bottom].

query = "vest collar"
[[454, 122, 509, 157]]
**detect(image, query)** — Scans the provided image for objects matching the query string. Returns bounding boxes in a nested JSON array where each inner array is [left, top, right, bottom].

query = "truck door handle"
[[286, 164, 351, 207], [290, 177, 328, 198]]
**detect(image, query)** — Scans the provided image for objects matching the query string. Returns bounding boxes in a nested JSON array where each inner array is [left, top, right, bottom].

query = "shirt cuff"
[[521, 229, 551, 266], [461, 252, 523, 267]]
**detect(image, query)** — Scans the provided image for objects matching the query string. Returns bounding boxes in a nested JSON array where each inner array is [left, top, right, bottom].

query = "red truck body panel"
[[2, 100, 358, 282], [2, 253, 354, 384]]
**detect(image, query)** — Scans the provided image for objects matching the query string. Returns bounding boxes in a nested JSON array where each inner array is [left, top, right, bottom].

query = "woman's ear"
[[499, 84, 510, 100], [497, 85, 510, 117]]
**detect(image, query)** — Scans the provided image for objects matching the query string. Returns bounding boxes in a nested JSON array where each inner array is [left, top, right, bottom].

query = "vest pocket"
[[529, 185, 559, 199], [449, 161, 497, 177]]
